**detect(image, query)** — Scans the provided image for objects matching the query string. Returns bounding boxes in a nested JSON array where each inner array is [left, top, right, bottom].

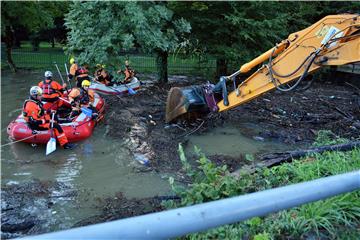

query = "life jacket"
[[40, 79, 62, 101], [95, 68, 110, 83], [74, 88, 90, 105], [76, 67, 89, 79], [42, 79, 55, 95], [22, 98, 44, 122], [124, 67, 135, 81]]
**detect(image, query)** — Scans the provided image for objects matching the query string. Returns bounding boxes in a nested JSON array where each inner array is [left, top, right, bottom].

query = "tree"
[[1, 1, 67, 72], [169, 2, 288, 79], [64, 1, 190, 83], [169, 1, 359, 80]]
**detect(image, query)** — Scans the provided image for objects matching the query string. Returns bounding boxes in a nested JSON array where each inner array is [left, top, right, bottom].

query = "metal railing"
[[1, 44, 216, 76], [19, 170, 360, 240]]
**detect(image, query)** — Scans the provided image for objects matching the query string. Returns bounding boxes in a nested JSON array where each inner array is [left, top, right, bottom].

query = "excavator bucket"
[[165, 86, 209, 123]]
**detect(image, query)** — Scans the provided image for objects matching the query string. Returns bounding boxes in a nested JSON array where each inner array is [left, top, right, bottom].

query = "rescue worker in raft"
[[38, 71, 67, 110], [68, 58, 89, 88], [68, 57, 78, 81], [68, 80, 98, 118], [22, 86, 75, 149], [117, 60, 136, 84], [94, 64, 114, 86]]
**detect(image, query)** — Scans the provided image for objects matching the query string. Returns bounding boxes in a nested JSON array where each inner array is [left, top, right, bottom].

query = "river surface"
[[1, 70, 292, 235], [1, 70, 171, 233]]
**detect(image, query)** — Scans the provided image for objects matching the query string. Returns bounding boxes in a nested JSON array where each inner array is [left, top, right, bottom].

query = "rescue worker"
[[38, 71, 67, 110], [117, 60, 135, 83], [75, 64, 89, 88], [68, 57, 78, 82], [94, 64, 114, 86], [68, 58, 89, 88], [22, 86, 75, 149], [68, 80, 98, 118]]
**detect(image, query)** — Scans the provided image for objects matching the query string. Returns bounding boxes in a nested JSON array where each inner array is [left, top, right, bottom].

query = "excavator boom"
[[166, 14, 360, 123]]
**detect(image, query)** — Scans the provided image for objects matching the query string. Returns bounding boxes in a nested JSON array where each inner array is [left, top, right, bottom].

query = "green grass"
[[165, 132, 360, 239], [18, 41, 64, 50]]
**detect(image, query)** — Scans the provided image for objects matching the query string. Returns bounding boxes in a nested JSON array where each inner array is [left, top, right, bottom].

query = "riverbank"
[[2, 72, 359, 238]]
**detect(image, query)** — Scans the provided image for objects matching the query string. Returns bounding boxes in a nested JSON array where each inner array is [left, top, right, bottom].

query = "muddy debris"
[[105, 74, 359, 173], [1, 179, 77, 239], [80, 74, 360, 228], [3, 73, 359, 237], [73, 192, 173, 228]]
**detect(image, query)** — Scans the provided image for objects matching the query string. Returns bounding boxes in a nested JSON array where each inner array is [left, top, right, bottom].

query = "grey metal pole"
[[20, 171, 360, 240]]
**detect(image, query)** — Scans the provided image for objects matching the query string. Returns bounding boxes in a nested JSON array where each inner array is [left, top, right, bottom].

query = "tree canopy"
[[1, 1, 68, 71], [169, 1, 360, 77], [64, 1, 190, 82]]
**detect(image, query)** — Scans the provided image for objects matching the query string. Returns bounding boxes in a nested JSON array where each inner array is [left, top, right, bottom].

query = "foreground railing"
[[20, 171, 360, 239]]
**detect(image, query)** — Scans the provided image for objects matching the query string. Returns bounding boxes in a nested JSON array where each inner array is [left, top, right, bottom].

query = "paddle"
[[46, 112, 56, 155], [64, 63, 73, 89], [54, 62, 68, 91], [125, 82, 136, 95], [58, 97, 93, 118]]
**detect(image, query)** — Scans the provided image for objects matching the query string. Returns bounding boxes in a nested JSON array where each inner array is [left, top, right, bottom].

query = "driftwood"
[[232, 141, 360, 177]]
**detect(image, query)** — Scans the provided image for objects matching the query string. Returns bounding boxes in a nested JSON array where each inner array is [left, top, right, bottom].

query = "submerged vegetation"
[[164, 131, 360, 239]]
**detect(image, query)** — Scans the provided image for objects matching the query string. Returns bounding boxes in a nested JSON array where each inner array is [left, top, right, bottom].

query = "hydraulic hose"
[[267, 50, 318, 92], [269, 47, 316, 78]]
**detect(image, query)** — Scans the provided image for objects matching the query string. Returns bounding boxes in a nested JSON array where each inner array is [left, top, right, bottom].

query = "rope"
[[2, 117, 95, 148], [1, 132, 38, 147]]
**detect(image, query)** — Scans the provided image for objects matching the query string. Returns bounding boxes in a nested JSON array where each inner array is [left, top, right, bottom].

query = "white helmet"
[[30, 86, 43, 97], [44, 71, 53, 78]]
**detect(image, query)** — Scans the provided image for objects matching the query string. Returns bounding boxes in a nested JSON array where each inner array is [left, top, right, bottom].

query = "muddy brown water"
[[1, 71, 170, 235], [1, 70, 293, 237], [185, 125, 290, 157]]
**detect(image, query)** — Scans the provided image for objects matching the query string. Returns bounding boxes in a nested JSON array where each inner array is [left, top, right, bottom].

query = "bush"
[[164, 133, 360, 239]]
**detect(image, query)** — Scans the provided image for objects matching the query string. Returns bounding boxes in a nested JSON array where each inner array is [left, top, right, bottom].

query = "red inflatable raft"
[[7, 93, 105, 144]]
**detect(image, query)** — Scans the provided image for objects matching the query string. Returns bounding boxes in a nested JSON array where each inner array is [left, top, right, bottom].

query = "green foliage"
[[313, 130, 348, 147], [165, 134, 360, 239], [169, 1, 359, 75], [64, 1, 190, 68], [1, 1, 67, 35], [253, 232, 270, 240]]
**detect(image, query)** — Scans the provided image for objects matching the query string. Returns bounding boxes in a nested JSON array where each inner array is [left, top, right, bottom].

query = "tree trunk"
[[232, 141, 360, 177], [216, 58, 227, 79], [4, 26, 17, 72], [51, 37, 55, 48], [259, 141, 360, 167], [156, 50, 168, 83]]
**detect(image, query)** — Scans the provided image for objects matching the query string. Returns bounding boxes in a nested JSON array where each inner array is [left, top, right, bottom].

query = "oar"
[[54, 62, 67, 89], [64, 63, 73, 89], [59, 97, 93, 118], [125, 82, 136, 95], [46, 112, 57, 155]]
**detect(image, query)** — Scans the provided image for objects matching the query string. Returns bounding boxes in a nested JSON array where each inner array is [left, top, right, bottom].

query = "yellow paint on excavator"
[[165, 14, 360, 123]]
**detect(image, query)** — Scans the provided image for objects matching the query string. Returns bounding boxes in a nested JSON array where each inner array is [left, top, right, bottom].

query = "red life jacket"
[[42, 79, 55, 95], [76, 67, 88, 77]]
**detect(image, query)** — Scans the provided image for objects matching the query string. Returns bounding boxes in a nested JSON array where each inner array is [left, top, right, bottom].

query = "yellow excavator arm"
[[166, 14, 360, 123]]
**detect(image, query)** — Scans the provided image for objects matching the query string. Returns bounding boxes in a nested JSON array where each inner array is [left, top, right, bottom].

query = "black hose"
[[268, 51, 318, 92], [269, 47, 315, 78]]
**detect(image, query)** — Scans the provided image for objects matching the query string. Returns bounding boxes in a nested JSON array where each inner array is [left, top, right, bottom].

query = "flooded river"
[[1, 70, 170, 234], [1, 70, 293, 236]]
